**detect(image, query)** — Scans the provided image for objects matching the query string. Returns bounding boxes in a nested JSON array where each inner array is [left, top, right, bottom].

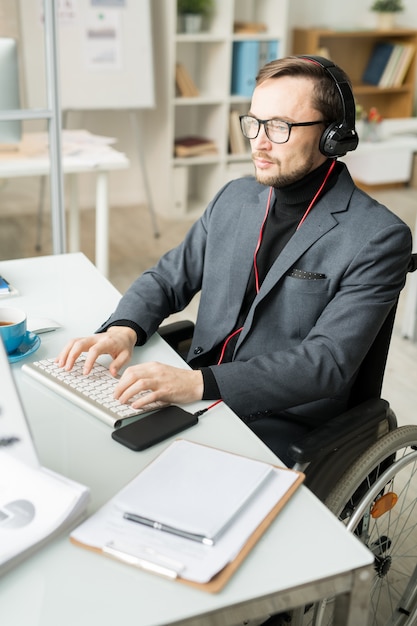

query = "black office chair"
[[159, 253, 417, 625]]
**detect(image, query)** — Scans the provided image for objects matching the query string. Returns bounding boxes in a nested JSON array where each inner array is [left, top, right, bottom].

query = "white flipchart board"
[[19, 0, 155, 110]]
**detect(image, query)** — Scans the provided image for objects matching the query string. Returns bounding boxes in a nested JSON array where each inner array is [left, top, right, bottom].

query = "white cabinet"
[[148, 0, 289, 218]]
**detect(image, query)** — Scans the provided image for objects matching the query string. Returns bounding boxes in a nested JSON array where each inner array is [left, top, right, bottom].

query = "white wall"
[[1, 1, 417, 216], [287, 0, 417, 32]]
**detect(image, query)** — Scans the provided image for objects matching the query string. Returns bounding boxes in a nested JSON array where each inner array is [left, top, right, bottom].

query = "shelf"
[[148, 0, 288, 217], [174, 155, 221, 166], [353, 84, 413, 94], [292, 27, 417, 119]]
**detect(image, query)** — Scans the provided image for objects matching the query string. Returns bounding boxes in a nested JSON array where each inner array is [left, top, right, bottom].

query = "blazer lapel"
[[227, 185, 271, 313], [238, 176, 354, 343], [259, 199, 338, 296], [256, 169, 355, 301]]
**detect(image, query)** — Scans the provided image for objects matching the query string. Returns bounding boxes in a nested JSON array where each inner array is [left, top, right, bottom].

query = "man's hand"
[[56, 326, 137, 376], [56, 326, 204, 407], [114, 362, 204, 408]]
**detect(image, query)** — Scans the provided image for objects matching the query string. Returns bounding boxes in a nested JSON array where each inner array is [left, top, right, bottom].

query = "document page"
[[117, 439, 274, 540], [71, 440, 302, 584], [0, 452, 89, 572]]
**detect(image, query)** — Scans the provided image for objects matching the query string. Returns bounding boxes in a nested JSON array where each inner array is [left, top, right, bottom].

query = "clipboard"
[[70, 440, 304, 593]]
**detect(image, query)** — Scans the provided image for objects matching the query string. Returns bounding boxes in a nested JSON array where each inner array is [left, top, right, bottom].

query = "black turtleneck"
[[199, 159, 343, 398], [247, 159, 341, 308]]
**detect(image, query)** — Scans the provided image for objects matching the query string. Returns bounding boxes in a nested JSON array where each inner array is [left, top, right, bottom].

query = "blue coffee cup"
[[0, 307, 27, 354]]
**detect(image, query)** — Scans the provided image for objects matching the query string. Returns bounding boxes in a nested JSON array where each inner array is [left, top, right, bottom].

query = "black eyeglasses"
[[239, 115, 324, 144]]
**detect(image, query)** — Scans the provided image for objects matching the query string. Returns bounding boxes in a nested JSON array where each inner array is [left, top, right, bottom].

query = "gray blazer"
[[101, 164, 412, 423]]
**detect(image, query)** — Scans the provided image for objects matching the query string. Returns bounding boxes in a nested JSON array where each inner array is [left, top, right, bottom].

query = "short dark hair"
[[256, 56, 352, 126]]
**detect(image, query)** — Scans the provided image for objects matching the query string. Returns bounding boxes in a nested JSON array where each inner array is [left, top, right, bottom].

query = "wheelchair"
[[159, 254, 417, 626]]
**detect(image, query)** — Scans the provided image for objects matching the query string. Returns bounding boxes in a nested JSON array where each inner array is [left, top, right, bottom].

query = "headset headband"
[[298, 54, 359, 157]]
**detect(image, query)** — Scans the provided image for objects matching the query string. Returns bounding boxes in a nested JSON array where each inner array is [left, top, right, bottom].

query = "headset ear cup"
[[319, 123, 338, 157], [320, 123, 359, 158]]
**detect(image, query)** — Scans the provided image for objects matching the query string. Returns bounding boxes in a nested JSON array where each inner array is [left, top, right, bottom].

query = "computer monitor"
[[0, 38, 22, 147]]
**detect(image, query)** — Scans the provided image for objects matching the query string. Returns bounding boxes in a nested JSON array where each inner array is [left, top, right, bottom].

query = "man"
[[58, 56, 412, 465]]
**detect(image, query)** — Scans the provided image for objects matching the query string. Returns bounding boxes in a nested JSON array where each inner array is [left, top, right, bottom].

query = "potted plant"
[[177, 0, 215, 33], [370, 0, 404, 29]]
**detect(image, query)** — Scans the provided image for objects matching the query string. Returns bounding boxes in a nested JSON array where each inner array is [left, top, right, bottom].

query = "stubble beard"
[[253, 152, 318, 188]]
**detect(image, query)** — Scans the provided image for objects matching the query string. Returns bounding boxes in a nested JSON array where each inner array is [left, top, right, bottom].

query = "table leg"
[[333, 566, 372, 626], [67, 173, 80, 253], [95, 171, 109, 277]]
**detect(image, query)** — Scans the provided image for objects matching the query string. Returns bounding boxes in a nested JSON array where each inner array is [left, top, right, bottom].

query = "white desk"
[[0, 133, 130, 277], [0, 253, 373, 626]]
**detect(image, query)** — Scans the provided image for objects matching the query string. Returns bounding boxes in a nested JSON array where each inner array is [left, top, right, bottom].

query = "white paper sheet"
[[0, 453, 89, 569], [71, 440, 301, 583]]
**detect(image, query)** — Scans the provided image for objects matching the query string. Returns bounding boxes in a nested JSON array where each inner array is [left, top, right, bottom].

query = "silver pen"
[[123, 512, 214, 546]]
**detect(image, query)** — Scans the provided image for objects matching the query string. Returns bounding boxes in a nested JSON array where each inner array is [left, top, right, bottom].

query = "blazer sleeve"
[[96, 181, 235, 339]]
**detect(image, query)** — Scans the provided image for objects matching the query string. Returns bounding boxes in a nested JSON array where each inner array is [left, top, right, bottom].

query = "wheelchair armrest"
[[288, 398, 395, 465], [158, 320, 195, 354]]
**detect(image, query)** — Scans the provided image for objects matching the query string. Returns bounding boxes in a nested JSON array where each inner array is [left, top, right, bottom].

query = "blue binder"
[[231, 41, 259, 96], [362, 42, 394, 86], [231, 41, 280, 97]]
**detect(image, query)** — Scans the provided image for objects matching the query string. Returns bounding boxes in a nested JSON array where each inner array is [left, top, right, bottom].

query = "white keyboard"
[[22, 356, 165, 428]]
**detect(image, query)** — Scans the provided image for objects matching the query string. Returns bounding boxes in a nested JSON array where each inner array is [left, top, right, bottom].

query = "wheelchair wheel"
[[303, 425, 417, 626]]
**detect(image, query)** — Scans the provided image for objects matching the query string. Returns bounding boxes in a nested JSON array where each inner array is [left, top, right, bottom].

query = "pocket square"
[[288, 269, 326, 280]]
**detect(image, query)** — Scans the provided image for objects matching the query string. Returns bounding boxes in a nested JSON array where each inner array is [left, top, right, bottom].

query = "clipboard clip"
[[103, 542, 184, 579]]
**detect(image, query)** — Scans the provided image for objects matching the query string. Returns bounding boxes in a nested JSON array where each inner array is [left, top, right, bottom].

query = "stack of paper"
[[0, 453, 90, 575], [71, 440, 303, 591], [0, 337, 90, 576]]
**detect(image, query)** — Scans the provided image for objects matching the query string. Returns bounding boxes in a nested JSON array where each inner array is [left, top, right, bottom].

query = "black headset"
[[298, 55, 359, 158]]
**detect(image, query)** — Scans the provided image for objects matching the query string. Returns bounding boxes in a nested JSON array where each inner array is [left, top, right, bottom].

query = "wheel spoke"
[[301, 428, 417, 626]]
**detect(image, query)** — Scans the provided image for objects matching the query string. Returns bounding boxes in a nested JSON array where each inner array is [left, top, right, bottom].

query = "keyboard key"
[[22, 356, 165, 428]]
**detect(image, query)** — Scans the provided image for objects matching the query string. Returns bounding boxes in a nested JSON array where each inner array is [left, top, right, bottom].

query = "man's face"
[[248, 76, 327, 187]]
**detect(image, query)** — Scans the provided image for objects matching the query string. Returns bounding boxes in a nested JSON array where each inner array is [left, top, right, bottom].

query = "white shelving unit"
[[148, 0, 289, 218]]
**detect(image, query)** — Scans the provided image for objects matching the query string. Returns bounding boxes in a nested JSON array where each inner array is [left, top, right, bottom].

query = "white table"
[[0, 133, 130, 277], [0, 253, 373, 626]]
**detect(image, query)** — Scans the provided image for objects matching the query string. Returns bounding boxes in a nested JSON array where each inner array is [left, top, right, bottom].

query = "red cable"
[[194, 399, 223, 417], [213, 161, 335, 407], [296, 159, 336, 230], [217, 326, 243, 365]]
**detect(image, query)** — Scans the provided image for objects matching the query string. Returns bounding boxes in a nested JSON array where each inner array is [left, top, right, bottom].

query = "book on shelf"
[[233, 21, 267, 34], [231, 40, 279, 97], [363, 42, 416, 88], [0, 339, 90, 576], [362, 42, 394, 86], [174, 135, 218, 158], [70, 439, 304, 592], [391, 44, 415, 87], [175, 63, 199, 98], [229, 109, 247, 155], [378, 44, 404, 88]]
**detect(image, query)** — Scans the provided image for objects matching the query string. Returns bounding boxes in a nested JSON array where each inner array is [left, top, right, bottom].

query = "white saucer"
[[8, 331, 41, 363]]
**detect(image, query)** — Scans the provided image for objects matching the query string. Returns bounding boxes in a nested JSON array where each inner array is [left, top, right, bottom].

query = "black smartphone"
[[111, 405, 198, 451]]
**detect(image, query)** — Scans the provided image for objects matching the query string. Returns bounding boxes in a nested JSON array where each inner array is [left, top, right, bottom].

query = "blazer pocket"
[[287, 268, 326, 280], [285, 273, 330, 295]]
